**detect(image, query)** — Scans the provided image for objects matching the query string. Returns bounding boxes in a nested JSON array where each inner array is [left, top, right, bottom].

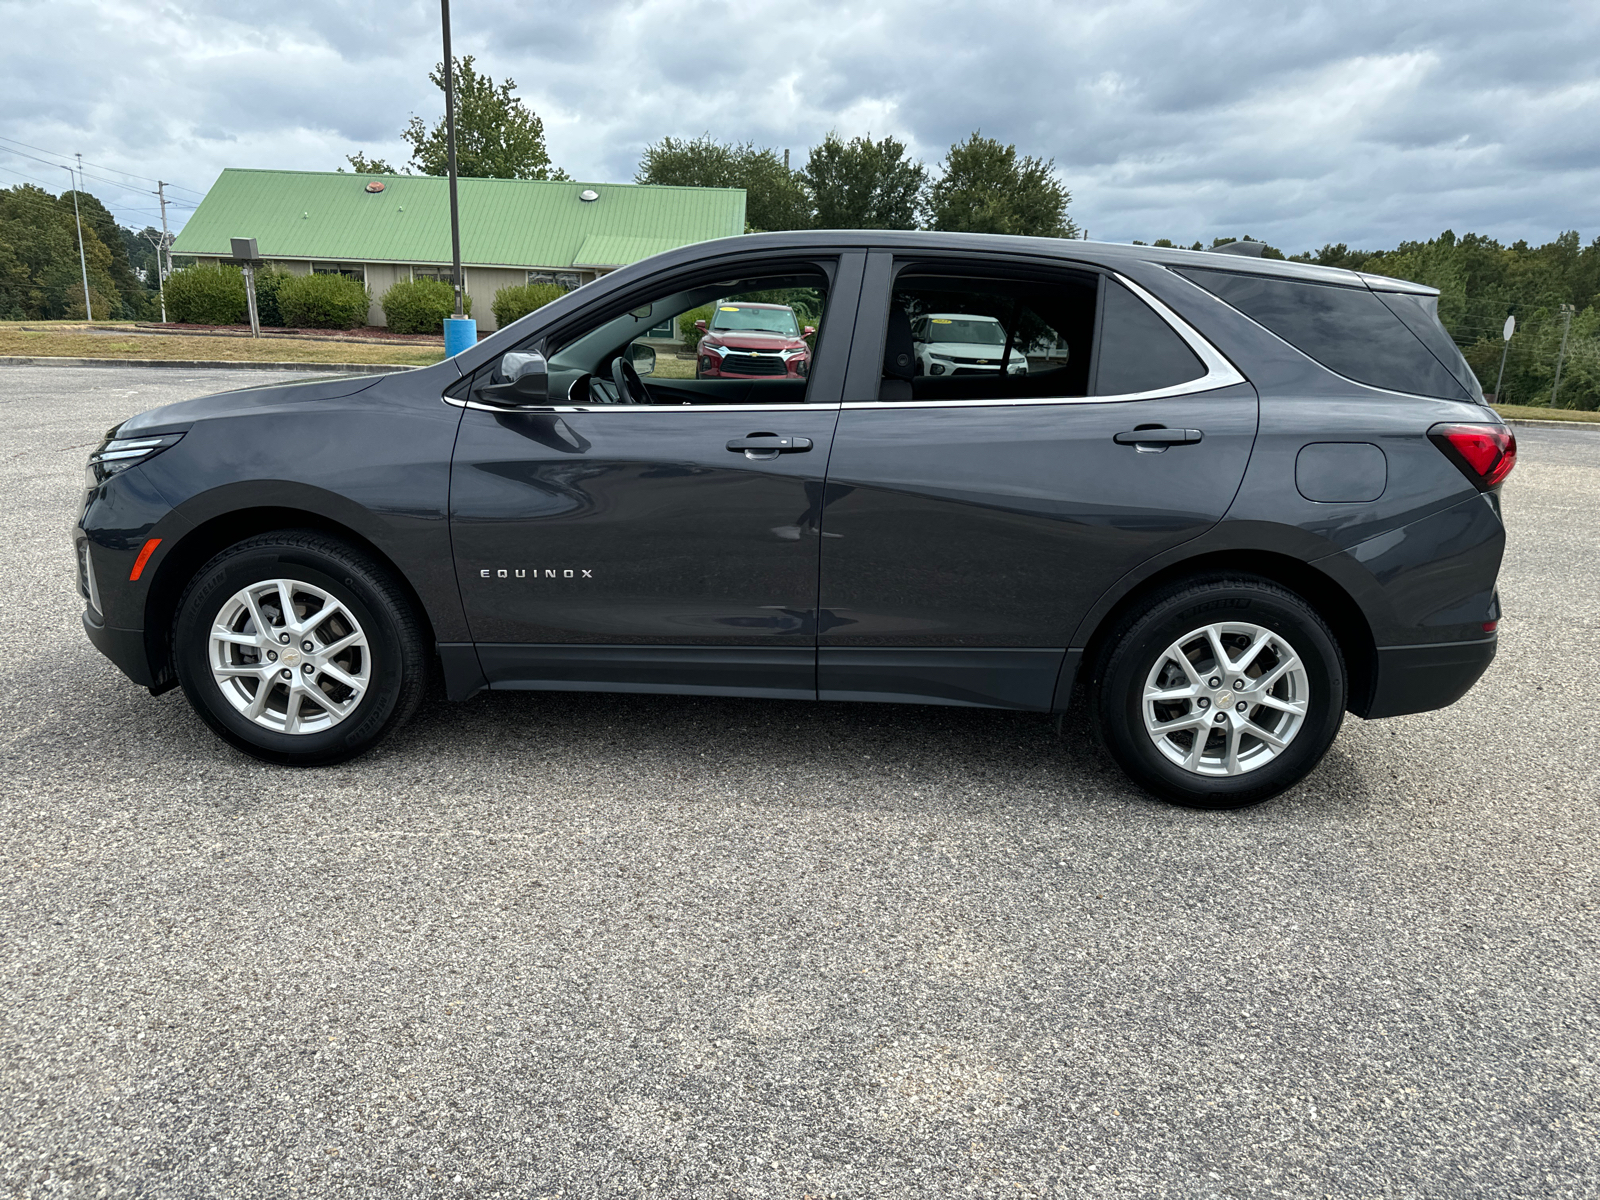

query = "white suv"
[[910, 313, 1029, 377]]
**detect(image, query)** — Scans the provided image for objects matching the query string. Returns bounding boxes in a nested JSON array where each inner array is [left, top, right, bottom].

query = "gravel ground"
[[2, 365, 1596, 1199]]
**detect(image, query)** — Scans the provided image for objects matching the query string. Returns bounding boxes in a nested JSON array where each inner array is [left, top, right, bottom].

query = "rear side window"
[[1180, 267, 1470, 400], [1374, 290, 1484, 401], [1094, 279, 1205, 396]]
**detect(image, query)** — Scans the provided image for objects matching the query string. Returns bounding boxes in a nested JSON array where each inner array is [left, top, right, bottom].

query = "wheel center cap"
[[1217, 691, 1234, 707], [282, 649, 301, 667]]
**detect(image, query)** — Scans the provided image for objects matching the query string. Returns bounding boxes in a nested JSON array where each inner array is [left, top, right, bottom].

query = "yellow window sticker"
[[932, 318, 953, 323], [719, 306, 740, 311]]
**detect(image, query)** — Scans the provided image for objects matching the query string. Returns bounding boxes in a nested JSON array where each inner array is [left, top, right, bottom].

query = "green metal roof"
[[171, 169, 746, 269]]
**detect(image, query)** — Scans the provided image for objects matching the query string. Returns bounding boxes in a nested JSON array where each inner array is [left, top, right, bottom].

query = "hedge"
[[381, 278, 470, 335], [678, 304, 714, 350], [164, 264, 247, 325], [277, 272, 371, 330], [491, 283, 565, 330], [251, 268, 294, 327]]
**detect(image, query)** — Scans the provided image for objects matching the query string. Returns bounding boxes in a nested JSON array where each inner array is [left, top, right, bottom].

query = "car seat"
[[880, 303, 916, 401]]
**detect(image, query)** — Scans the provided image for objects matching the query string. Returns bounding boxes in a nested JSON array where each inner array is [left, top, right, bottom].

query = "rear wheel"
[[1090, 576, 1346, 808], [172, 531, 425, 765]]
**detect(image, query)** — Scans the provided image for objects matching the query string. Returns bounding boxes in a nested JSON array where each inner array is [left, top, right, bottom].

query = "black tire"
[[172, 530, 426, 766], [1089, 575, 1345, 809]]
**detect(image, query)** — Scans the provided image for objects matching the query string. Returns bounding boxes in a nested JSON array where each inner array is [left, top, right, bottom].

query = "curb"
[[1500, 417, 1600, 433], [0, 356, 419, 374]]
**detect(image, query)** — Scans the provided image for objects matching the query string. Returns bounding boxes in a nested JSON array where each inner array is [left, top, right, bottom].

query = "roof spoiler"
[[1209, 240, 1268, 258]]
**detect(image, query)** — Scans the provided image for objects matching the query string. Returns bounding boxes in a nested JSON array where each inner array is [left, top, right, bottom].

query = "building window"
[[412, 266, 452, 284], [527, 270, 584, 292], [313, 263, 366, 282]]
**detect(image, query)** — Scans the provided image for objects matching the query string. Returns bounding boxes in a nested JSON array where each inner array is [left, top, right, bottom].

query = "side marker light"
[[130, 538, 162, 581]]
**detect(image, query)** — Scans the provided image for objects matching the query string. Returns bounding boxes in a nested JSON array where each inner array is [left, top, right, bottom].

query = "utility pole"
[[438, 0, 476, 355], [141, 229, 167, 322], [155, 181, 173, 290], [61, 162, 92, 322], [442, 0, 463, 319], [1550, 303, 1575, 408]]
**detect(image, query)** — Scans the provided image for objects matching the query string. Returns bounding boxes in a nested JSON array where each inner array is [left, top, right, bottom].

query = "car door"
[[816, 250, 1258, 710], [449, 251, 862, 698]]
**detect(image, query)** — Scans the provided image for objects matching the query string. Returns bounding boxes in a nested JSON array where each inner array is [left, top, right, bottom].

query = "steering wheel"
[[610, 354, 653, 405]]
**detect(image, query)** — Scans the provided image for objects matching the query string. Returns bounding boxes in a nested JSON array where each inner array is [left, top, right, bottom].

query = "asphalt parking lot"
[[2, 364, 1596, 1199]]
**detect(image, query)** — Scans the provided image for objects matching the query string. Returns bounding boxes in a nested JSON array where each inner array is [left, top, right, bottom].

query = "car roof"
[[715, 301, 791, 311], [619, 229, 1437, 296]]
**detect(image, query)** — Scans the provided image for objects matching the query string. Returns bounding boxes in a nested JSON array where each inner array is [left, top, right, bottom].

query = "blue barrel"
[[443, 318, 478, 357]]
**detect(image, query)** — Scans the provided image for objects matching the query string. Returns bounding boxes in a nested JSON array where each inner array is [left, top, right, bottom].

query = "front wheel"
[[172, 531, 426, 766], [1090, 576, 1346, 808]]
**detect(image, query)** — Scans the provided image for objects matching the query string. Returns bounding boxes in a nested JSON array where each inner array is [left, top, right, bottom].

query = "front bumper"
[[82, 607, 158, 689], [1362, 635, 1497, 719]]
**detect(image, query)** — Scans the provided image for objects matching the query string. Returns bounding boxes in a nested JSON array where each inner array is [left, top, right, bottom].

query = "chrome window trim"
[[445, 397, 840, 414], [840, 271, 1246, 410], [442, 271, 1245, 415]]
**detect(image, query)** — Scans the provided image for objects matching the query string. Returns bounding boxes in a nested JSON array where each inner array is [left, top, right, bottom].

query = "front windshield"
[[926, 317, 1006, 345], [710, 305, 799, 336]]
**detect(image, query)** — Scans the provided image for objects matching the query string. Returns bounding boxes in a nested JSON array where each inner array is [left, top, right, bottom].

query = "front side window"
[[540, 268, 829, 405]]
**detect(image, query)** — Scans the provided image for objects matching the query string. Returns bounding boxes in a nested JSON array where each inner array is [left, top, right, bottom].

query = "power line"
[[0, 133, 206, 196]]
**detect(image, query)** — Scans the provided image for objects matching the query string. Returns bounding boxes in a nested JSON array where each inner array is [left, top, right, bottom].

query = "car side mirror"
[[694, 319, 708, 334], [629, 342, 656, 376], [477, 350, 548, 405], [803, 325, 815, 337]]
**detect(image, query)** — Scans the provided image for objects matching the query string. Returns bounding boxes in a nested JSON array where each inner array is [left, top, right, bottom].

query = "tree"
[[636, 135, 810, 232], [0, 184, 120, 319], [802, 133, 925, 230], [403, 56, 567, 180], [60, 189, 148, 315], [926, 132, 1076, 238], [341, 153, 396, 174]]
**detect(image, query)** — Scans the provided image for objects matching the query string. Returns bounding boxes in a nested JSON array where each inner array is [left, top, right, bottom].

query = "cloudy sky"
[[3, 0, 1597, 252]]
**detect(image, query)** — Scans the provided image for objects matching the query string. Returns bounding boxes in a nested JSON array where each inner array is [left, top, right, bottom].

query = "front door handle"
[[727, 435, 813, 455], [1113, 427, 1203, 448]]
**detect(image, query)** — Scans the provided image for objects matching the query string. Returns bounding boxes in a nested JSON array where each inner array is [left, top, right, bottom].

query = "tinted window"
[[1181, 267, 1470, 400], [1094, 279, 1205, 395], [1375, 290, 1484, 401]]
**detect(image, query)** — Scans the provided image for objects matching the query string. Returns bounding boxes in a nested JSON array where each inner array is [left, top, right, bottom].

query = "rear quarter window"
[[1179, 267, 1471, 401], [1093, 278, 1206, 396]]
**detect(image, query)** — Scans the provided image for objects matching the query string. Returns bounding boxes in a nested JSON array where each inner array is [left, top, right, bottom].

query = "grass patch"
[[1492, 403, 1600, 424], [0, 329, 444, 367]]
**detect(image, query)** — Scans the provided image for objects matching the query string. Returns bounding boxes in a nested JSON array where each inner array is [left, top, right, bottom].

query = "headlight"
[[86, 431, 184, 486]]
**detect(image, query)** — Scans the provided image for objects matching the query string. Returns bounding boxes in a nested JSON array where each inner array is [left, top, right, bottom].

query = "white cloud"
[[1, 0, 1596, 250]]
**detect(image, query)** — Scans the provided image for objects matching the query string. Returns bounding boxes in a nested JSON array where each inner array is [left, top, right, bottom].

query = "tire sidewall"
[[174, 545, 406, 763], [1101, 584, 1345, 807]]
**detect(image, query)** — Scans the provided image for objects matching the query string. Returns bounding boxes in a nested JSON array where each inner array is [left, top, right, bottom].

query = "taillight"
[[1428, 423, 1516, 489]]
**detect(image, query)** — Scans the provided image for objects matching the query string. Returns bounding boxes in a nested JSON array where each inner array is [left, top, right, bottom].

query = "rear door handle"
[[1113, 427, 1203, 447], [726, 435, 813, 453]]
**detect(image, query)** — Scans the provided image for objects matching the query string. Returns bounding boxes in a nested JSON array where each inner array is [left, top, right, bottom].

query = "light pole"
[[60, 164, 93, 322], [1550, 304, 1574, 409], [439, 0, 476, 356]]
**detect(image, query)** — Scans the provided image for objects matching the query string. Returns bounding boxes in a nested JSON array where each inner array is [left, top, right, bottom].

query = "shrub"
[[277, 271, 371, 329], [492, 283, 565, 330], [252, 267, 294, 327], [164, 264, 247, 325], [381, 278, 470, 334], [678, 304, 714, 350]]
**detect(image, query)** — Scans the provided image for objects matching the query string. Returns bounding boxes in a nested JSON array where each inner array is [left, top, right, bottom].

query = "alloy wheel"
[[207, 577, 371, 735], [1141, 621, 1309, 776]]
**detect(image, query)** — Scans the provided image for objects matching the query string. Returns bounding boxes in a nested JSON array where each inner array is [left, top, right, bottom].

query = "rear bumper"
[[83, 608, 156, 689], [1361, 635, 1496, 719]]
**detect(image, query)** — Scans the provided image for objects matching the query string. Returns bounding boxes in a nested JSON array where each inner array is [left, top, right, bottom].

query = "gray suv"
[[78, 232, 1511, 807]]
